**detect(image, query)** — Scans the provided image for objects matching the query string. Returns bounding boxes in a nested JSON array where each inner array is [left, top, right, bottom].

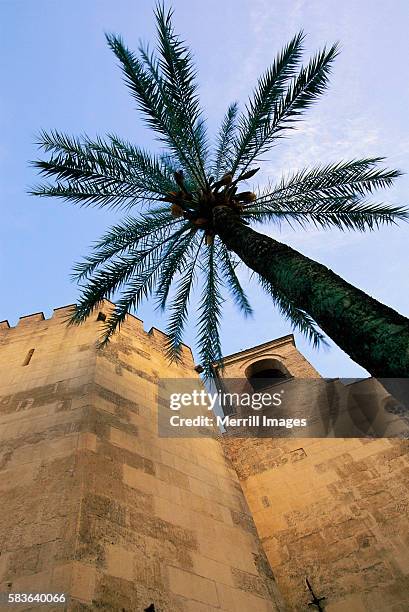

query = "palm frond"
[[165, 234, 205, 361], [137, 43, 205, 189], [245, 158, 406, 230], [72, 208, 180, 281], [258, 275, 327, 348], [31, 130, 175, 209], [231, 32, 305, 176], [256, 158, 401, 200], [196, 242, 224, 378], [246, 197, 408, 231], [217, 243, 253, 316], [154, 4, 208, 186], [36, 131, 175, 193], [106, 31, 205, 188], [71, 224, 191, 326], [93, 133, 177, 193], [98, 225, 198, 343], [30, 181, 159, 210], [233, 42, 339, 174], [155, 227, 199, 309], [212, 102, 239, 180]]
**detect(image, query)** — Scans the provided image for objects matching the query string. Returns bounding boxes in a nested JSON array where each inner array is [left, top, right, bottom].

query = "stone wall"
[[0, 303, 284, 611], [219, 336, 409, 611]]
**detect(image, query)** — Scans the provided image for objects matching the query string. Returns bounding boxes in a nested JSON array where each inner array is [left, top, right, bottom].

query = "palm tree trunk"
[[213, 205, 409, 378]]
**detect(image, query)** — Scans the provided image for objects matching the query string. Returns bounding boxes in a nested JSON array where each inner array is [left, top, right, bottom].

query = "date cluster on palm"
[[165, 168, 258, 245]]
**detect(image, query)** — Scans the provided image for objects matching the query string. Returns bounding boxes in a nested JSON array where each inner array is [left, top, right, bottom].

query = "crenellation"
[[0, 303, 195, 378], [17, 312, 45, 326], [147, 326, 194, 364], [51, 304, 76, 320], [122, 311, 145, 333], [148, 326, 169, 341]]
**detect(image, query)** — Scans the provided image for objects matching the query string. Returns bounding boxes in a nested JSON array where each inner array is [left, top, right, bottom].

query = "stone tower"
[[217, 335, 409, 611], [0, 303, 284, 611]]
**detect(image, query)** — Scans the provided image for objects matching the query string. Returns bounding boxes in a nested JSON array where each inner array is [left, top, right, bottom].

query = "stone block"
[[70, 562, 96, 603], [168, 565, 219, 607], [105, 545, 134, 582], [326, 594, 367, 611]]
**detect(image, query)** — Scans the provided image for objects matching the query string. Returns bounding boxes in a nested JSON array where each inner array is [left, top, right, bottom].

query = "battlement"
[[0, 304, 76, 330], [17, 311, 45, 326], [0, 300, 194, 362]]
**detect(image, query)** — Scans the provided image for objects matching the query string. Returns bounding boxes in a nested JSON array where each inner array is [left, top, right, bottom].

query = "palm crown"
[[32, 4, 406, 378]]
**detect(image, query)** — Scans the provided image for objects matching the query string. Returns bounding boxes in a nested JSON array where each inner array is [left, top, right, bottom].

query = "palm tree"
[[32, 4, 409, 379]]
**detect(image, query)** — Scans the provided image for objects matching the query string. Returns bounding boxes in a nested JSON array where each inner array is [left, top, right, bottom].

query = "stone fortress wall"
[[218, 337, 409, 611], [0, 303, 283, 612], [1, 302, 409, 611]]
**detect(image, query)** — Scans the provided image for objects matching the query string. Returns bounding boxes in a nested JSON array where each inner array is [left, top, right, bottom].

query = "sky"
[[1, 0, 409, 377]]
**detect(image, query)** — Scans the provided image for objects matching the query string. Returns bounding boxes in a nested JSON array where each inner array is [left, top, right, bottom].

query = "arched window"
[[245, 358, 290, 391]]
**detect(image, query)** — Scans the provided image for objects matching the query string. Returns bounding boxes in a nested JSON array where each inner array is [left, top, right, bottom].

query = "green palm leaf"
[[72, 223, 190, 326], [258, 275, 327, 348], [196, 243, 224, 378], [165, 234, 205, 361], [154, 4, 208, 187], [231, 31, 304, 176], [233, 42, 339, 175], [217, 243, 253, 317], [31, 131, 175, 209], [97, 224, 193, 343], [212, 103, 239, 180], [245, 159, 407, 231], [155, 228, 199, 309], [72, 209, 180, 281], [106, 30, 205, 189]]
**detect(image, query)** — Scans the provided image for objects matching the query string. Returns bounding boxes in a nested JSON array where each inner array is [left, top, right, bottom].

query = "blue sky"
[[1, 0, 409, 377]]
